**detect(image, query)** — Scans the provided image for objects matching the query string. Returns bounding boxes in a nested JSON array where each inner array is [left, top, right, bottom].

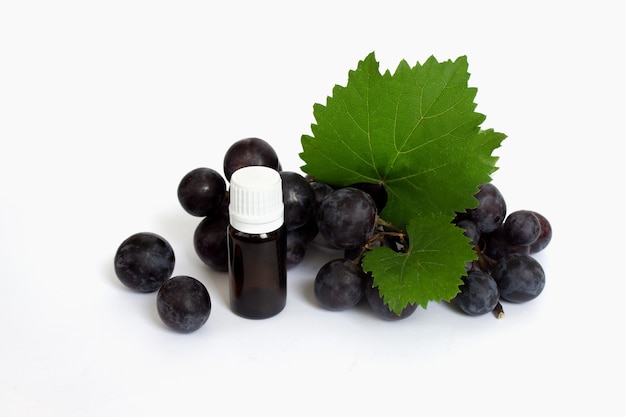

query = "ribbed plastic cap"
[[228, 166, 284, 234]]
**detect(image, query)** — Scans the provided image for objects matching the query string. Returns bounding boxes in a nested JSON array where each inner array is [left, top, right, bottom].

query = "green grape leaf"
[[362, 214, 476, 312], [300, 52, 505, 229], [299, 52, 506, 312]]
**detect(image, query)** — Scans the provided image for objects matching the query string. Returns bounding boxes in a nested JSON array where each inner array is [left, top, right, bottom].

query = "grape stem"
[[493, 301, 505, 319], [376, 218, 409, 247], [474, 239, 498, 272], [351, 218, 409, 265], [376, 217, 401, 232]]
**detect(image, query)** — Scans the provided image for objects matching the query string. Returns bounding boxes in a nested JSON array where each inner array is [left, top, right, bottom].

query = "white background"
[[1, 1, 624, 416]]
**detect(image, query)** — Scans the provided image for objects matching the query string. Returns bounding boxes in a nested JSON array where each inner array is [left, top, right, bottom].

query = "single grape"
[[467, 183, 507, 233], [177, 167, 226, 217], [482, 225, 530, 262], [114, 232, 175, 292], [343, 241, 378, 262], [286, 228, 308, 268], [280, 171, 316, 231], [455, 219, 481, 246], [223, 137, 280, 181], [216, 191, 230, 217], [314, 258, 365, 311], [298, 217, 319, 244], [348, 182, 388, 213], [157, 275, 211, 333], [491, 254, 545, 303], [316, 187, 377, 249], [306, 180, 333, 248], [503, 210, 541, 246], [343, 246, 363, 261], [453, 270, 500, 316], [309, 180, 334, 212], [364, 275, 417, 321], [529, 211, 552, 254], [193, 214, 229, 272]]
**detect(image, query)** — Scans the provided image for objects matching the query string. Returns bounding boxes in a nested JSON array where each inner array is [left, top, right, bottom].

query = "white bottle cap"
[[229, 166, 284, 234]]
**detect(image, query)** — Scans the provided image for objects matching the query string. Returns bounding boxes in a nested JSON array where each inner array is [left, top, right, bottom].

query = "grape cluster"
[[452, 183, 552, 317], [114, 137, 552, 330], [308, 180, 551, 320], [307, 181, 420, 320]]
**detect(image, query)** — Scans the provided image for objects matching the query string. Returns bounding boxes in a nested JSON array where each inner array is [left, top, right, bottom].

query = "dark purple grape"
[[193, 214, 229, 272], [223, 137, 280, 181], [216, 191, 230, 218], [348, 182, 388, 213], [491, 254, 545, 303], [456, 219, 481, 246], [177, 167, 226, 217], [280, 171, 316, 231], [467, 183, 507, 233], [503, 210, 541, 246], [286, 228, 308, 268], [453, 270, 500, 316], [309, 180, 334, 212], [529, 211, 552, 254], [298, 217, 319, 244], [157, 275, 211, 333], [114, 232, 175, 292], [343, 241, 378, 262], [364, 275, 417, 320], [343, 246, 363, 261], [482, 226, 530, 261], [316, 187, 377, 249], [314, 258, 365, 311]]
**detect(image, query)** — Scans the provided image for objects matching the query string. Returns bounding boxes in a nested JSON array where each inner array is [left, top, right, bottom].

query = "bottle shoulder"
[[228, 225, 284, 241]]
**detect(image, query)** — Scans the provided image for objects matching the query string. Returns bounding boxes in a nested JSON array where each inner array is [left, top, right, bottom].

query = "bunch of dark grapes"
[[452, 183, 552, 318], [308, 179, 551, 321], [115, 135, 552, 329], [306, 179, 420, 320]]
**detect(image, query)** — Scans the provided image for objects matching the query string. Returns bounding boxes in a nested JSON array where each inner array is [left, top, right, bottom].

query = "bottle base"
[[230, 287, 286, 319]]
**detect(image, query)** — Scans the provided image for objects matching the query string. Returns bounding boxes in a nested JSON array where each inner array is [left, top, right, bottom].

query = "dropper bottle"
[[227, 166, 287, 319]]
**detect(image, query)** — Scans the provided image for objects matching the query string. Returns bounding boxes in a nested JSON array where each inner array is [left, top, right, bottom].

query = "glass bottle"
[[227, 166, 286, 319]]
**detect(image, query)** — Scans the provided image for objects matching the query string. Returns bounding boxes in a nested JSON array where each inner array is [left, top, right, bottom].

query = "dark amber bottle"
[[227, 166, 286, 319]]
